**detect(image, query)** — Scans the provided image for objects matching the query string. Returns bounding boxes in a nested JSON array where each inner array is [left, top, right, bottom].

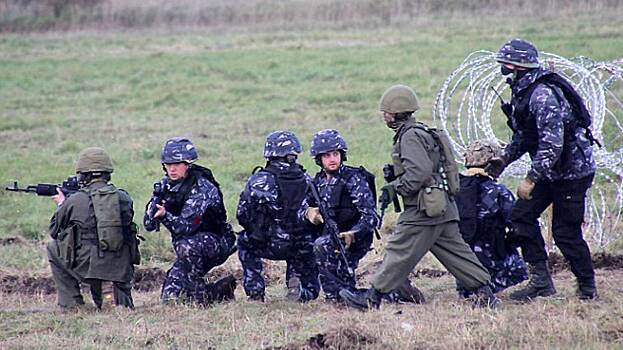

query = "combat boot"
[[509, 261, 556, 301], [286, 276, 301, 302], [210, 274, 237, 302], [472, 285, 501, 309], [100, 281, 115, 311], [395, 279, 426, 304], [339, 287, 382, 311], [577, 278, 598, 301]]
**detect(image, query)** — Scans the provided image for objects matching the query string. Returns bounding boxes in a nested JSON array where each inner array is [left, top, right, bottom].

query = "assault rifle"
[[378, 164, 402, 228], [307, 181, 355, 280], [5, 176, 79, 197], [147, 179, 168, 232]]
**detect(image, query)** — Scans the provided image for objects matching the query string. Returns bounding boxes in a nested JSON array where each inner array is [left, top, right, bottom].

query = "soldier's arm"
[[392, 130, 434, 197], [237, 173, 278, 230], [502, 129, 525, 164], [143, 195, 159, 232], [527, 85, 564, 182], [345, 173, 379, 237], [49, 203, 70, 239]]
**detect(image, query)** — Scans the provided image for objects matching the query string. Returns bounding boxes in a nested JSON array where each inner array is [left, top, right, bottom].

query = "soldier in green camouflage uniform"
[[339, 85, 499, 310], [47, 147, 138, 310]]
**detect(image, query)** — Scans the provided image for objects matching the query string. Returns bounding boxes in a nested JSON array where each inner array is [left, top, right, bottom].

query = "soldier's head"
[[379, 85, 420, 130], [310, 129, 348, 173], [496, 38, 539, 84], [75, 147, 114, 184], [160, 137, 198, 181], [263, 130, 302, 163], [464, 139, 501, 169]]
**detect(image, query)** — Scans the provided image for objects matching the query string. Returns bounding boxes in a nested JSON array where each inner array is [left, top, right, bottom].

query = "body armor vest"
[[262, 162, 308, 236], [314, 166, 363, 232]]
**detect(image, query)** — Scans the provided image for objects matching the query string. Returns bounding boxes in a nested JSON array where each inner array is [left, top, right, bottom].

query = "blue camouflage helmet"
[[160, 137, 199, 164], [495, 39, 540, 69], [310, 129, 348, 157], [263, 130, 302, 159]]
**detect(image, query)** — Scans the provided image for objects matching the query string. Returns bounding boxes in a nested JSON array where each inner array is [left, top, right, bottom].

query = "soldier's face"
[[383, 112, 401, 129], [321, 150, 341, 172], [164, 162, 190, 181]]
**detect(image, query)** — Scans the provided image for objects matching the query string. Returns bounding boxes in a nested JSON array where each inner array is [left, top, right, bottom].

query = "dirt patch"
[[0, 236, 26, 246], [549, 252, 623, 274], [0, 274, 56, 294], [267, 326, 383, 350], [133, 267, 167, 292]]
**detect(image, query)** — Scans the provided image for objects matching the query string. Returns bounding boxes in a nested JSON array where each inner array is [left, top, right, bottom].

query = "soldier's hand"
[[305, 207, 324, 225], [517, 178, 535, 200], [154, 203, 166, 219], [484, 157, 507, 178], [500, 102, 513, 118], [339, 231, 356, 249], [380, 184, 397, 202], [52, 187, 65, 206], [382, 164, 396, 183]]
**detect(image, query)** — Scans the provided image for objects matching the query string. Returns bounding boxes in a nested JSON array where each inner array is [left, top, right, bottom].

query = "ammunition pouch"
[[418, 186, 448, 218], [57, 224, 78, 268]]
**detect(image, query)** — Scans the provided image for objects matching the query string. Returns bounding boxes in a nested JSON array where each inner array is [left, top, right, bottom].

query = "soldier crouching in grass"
[[47, 147, 139, 311], [143, 137, 237, 306], [339, 85, 501, 310]]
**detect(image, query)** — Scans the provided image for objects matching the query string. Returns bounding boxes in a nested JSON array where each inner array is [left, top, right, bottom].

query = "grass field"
[[1, 3, 623, 349]]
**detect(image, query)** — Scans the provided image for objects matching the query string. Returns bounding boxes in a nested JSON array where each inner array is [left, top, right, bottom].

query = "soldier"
[[47, 147, 139, 310], [339, 85, 499, 310], [303, 129, 424, 304], [236, 130, 320, 302], [454, 139, 528, 297], [144, 137, 237, 306], [486, 39, 598, 301]]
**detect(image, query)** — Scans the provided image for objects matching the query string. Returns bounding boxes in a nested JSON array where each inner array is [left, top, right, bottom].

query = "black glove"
[[383, 164, 396, 183], [500, 102, 513, 118], [484, 157, 507, 178]]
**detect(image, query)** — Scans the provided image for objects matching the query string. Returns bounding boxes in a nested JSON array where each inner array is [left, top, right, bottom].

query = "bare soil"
[[267, 326, 385, 350]]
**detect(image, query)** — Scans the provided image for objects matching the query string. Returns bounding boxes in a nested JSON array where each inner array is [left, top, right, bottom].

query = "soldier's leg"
[[429, 222, 491, 291], [113, 281, 134, 308], [237, 234, 267, 300], [314, 235, 350, 299], [551, 176, 596, 298], [47, 241, 84, 308], [287, 251, 320, 302], [371, 222, 440, 293], [161, 236, 206, 303]]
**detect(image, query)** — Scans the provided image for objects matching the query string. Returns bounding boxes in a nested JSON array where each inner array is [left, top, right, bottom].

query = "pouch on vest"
[[418, 186, 447, 218], [57, 224, 78, 268], [91, 186, 124, 252]]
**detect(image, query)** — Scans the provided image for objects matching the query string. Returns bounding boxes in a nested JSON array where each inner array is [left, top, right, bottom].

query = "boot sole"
[[509, 289, 557, 302]]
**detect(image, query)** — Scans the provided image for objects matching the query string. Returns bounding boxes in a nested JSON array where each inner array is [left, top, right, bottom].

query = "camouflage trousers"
[[162, 231, 235, 305], [237, 233, 319, 301], [313, 235, 369, 300]]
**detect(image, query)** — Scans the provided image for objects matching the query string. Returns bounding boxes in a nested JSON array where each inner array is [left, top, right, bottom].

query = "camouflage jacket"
[[237, 160, 313, 241], [143, 175, 224, 241], [300, 164, 379, 241], [477, 177, 514, 224], [503, 68, 596, 182]]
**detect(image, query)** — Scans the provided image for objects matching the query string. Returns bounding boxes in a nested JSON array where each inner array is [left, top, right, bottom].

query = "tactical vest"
[[395, 122, 460, 195], [455, 175, 507, 258], [163, 164, 229, 235], [313, 165, 376, 232], [512, 72, 597, 173], [260, 162, 308, 236]]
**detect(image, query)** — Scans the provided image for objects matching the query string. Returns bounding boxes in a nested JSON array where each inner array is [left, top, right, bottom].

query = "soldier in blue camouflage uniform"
[[455, 140, 528, 297], [486, 39, 598, 301], [144, 137, 237, 306], [302, 129, 424, 304], [236, 131, 319, 302]]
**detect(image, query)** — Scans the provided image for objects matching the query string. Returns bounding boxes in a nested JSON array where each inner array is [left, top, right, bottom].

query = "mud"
[[0, 236, 25, 246], [549, 252, 623, 274], [267, 326, 383, 350]]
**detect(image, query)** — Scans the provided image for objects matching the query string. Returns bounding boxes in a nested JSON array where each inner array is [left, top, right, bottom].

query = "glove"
[[517, 178, 535, 200], [382, 164, 396, 183], [339, 231, 356, 249], [500, 102, 513, 118], [484, 156, 507, 178], [305, 207, 324, 225]]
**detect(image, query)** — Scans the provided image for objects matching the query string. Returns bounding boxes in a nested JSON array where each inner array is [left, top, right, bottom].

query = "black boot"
[[208, 274, 237, 302], [384, 279, 426, 304], [472, 285, 501, 309], [509, 261, 556, 301], [577, 278, 598, 300], [339, 287, 382, 311]]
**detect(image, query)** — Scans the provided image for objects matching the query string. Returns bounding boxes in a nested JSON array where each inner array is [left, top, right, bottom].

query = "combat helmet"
[[76, 147, 114, 173], [464, 139, 502, 168], [495, 39, 540, 69], [379, 85, 420, 114], [263, 130, 302, 160], [161, 137, 198, 164], [310, 129, 348, 157]]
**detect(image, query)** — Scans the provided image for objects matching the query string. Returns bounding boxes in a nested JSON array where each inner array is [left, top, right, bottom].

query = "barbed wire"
[[433, 51, 623, 249]]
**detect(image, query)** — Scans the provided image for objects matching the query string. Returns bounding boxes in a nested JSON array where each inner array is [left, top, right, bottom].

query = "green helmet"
[[75, 147, 114, 173], [379, 85, 420, 114]]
